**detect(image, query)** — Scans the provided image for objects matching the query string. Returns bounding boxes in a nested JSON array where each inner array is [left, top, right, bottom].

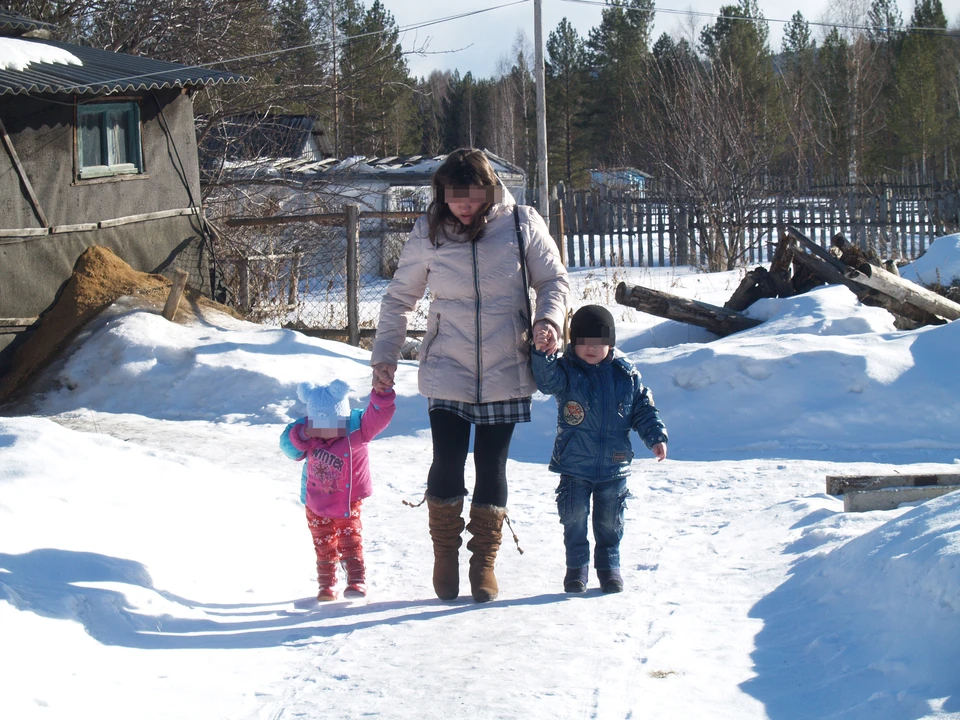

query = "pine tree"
[[779, 12, 816, 183], [585, 0, 655, 167], [891, 0, 949, 177], [546, 18, 590, 188], [814, 28, 851, 181]]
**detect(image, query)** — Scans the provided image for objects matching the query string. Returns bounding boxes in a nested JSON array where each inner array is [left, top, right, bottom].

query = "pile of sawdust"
[[0, 245, 240, 403]]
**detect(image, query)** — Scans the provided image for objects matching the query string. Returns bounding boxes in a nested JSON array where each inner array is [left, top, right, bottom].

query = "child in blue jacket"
[[532, 305, 667, 594]]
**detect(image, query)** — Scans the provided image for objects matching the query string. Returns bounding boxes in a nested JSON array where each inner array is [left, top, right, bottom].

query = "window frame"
[[76, 100, 144, 180]]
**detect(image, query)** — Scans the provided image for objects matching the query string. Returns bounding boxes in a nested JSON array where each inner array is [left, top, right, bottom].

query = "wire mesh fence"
[[204, 190, 428, 344]]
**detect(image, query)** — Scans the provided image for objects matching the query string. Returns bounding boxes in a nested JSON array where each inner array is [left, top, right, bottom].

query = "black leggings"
[[427, 409, 516, 507]]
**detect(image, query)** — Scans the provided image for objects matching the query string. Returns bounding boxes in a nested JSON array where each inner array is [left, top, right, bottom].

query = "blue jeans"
[[556, 475, 628, 570]]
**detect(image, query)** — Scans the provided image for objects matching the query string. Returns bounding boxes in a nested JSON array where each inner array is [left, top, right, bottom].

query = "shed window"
[[77, 102, 142, 179]]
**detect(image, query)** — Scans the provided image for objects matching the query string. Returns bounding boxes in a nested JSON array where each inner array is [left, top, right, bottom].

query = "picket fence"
[[551, 184, 960, 268]]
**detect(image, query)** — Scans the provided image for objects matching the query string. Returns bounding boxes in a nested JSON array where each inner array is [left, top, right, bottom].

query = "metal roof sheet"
[[0, 37, 248, 96], [0, 10, 53, 34]]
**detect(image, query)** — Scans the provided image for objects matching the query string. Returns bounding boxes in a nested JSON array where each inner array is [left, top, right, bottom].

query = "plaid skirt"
[[428, 396, 532, 425]]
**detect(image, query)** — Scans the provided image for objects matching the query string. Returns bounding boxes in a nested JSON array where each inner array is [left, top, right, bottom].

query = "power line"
[[41, 0, 532, 88], [559, 0, 956, 38]]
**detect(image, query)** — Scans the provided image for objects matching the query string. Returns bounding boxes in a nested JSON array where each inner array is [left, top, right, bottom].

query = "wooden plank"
[[0, 317, 39, 326], [50, 223, 100, 234], [162, 269, 189, 321], [826, 473, 960, 496], [226, 212, 345, 227], [844, 485, 960, 513], [0, 227, 49, 238], [98, 206, 200, 227], [0, 116, 49, 228]]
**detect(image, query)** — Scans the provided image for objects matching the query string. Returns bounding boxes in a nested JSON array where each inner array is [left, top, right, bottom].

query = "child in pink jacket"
[[280, 379, 396, 601]]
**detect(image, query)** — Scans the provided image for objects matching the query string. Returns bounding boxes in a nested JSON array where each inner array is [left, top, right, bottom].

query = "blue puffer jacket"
[[531, 347, 668, 480]]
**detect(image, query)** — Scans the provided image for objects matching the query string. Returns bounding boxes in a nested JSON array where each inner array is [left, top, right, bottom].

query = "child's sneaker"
[[563, 566, 589, 593], [343, 583, 367, 598], [597, 568, 623, 594], [317, 586, 338, 602]]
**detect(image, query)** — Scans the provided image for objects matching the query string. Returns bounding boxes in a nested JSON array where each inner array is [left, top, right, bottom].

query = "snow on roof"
[[0, 37, 81, 72]]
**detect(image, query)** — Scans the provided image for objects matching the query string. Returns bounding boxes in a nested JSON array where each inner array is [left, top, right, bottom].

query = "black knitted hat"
[[569, 305, 616, 346]]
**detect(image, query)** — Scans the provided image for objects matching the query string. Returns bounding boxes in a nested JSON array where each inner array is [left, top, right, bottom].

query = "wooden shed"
[[0, 11, 246, 377]]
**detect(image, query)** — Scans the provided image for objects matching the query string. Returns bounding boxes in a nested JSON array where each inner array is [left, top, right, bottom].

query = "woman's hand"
[[372, 363, 397, 393], [533, 320, 560, 354]]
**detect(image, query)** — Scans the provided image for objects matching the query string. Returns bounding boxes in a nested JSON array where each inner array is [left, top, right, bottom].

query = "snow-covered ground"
[[2, 239, 960, 719]]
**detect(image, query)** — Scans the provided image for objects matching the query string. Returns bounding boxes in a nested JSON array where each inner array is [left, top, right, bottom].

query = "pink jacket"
[[279, 389, 396, 518]]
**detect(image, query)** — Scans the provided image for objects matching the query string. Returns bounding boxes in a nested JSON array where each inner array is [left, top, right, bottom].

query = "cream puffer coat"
[[372, 192, 570, 404]]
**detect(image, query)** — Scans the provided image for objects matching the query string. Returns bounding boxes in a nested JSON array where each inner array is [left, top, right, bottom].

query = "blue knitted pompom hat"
[[297, 379, 351, 428]]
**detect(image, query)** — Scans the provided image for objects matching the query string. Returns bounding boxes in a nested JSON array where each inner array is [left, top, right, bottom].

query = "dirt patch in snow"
[[0, 246, 240, 405]]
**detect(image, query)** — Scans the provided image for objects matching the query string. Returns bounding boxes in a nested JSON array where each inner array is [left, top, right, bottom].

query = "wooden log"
[[845, 262, 960, 321], [724, 267, 768, 311], [162, 269, 189, 321], [616, 281, 763, 337], [790, 250, 930, 328], [826, 472, 960, 496]]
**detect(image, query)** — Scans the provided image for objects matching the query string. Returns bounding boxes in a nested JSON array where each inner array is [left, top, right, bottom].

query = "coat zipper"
[[597, 366, 610, 477], [472, 239, 483, 403]]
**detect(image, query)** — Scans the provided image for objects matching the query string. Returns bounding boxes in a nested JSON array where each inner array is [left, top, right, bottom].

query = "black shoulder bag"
[[513, 206, 533, 345]]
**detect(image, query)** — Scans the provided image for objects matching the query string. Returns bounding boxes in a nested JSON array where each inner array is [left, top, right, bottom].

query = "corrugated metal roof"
[[0, 37, 248, 96], [0, 10, 53, 34]]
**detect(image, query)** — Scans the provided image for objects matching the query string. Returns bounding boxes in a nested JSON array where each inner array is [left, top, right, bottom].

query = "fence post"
[[288, 247, 301, 306], [238, 257, 250, 313], [346, 204, 360, 346]]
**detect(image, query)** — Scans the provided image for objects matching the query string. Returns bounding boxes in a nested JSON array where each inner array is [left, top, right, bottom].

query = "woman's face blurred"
[[444, 185, 501, 225]]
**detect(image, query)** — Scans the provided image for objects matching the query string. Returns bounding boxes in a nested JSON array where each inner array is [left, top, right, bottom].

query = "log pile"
[[615, 225, 960, 335]]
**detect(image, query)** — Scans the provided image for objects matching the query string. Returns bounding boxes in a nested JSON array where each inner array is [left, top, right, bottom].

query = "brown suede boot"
[[466, 504, 507, 603], [427, 495, 465, 600]]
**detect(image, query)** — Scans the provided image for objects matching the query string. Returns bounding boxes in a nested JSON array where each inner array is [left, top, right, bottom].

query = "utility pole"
[[534, 0, 549, 226], [330, 0, 340, 158]]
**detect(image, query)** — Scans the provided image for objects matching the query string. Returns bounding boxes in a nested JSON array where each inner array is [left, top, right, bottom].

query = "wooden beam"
[[843, 485, 959, 512], [224, 210, 421, 228], [0, 116, 49, 228], [616, 281, 762, 337], [826, 473, 960, 496], [785, 226, 848, 273]]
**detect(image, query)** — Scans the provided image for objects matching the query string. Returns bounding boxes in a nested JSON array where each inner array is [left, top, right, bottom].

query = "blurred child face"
[[573, 339, 612, 365], [444, 185, 502, 225], [305, 418, 347, 439]]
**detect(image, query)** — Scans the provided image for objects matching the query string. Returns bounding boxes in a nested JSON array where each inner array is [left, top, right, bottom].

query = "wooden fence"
[[551, 184, 960, 268]]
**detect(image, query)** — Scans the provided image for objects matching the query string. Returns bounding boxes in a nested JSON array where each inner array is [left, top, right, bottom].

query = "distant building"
[[589, 167, 651, 196]]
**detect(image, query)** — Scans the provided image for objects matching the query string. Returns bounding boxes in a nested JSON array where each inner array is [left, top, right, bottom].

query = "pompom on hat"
[[297, 379, 351, 429], [569, 304, 616, 347]]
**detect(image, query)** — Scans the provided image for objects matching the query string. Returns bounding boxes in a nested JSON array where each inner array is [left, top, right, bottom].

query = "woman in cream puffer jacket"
[[371, 148, 569, 603], [371, 189, 568, 404]]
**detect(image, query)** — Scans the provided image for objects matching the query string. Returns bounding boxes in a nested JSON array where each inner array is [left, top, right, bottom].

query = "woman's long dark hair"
[[427, 148, 499, 245]]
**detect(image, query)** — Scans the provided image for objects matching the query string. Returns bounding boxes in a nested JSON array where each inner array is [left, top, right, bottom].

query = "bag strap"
[[513, 206, 533, 341]]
